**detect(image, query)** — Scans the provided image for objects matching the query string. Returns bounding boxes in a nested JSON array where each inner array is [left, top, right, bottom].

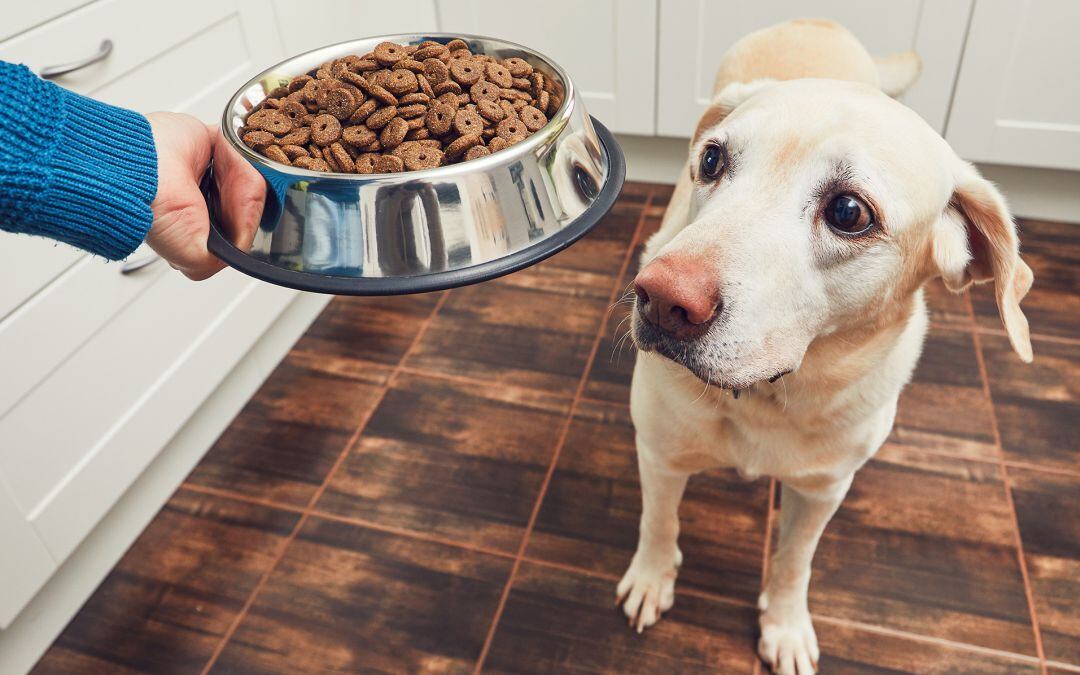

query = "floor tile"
[[404, 276, 610, 394], [982, 333, 1079, 471], [184, 353, 385, 508], [316, 371, 571, 552], [526, 401, 769, 604], [582, 206, 665, 404], [890, 327, 998, 461], [805, 444, 1036, 655], [922, 279, 972, 329], [210, 516, 511, 674], [1010, 466, 1080, 666], [33, 490, 298, 675], [290, 292, 442, 374], [815, 621, 1040, 674], [971, 219, 1080, 340], [482, 562, 759, 674]]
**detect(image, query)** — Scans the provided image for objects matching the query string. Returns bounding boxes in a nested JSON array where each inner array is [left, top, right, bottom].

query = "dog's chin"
[[633, 320, 791, 392]]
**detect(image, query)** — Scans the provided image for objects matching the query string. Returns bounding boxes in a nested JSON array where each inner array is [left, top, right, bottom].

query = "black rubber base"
[[205, 117, 625, 296]]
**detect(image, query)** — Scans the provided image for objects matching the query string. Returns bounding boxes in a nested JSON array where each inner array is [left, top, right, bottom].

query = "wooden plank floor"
[[33, 183, 1079, 674]]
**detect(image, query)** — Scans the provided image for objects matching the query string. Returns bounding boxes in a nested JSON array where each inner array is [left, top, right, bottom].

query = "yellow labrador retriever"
[[618, 19, 1033, 674]]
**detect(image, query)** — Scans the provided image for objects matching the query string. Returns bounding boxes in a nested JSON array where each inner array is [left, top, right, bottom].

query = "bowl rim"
[[222, 32, 579, 182], [205, 117, 624, 295]]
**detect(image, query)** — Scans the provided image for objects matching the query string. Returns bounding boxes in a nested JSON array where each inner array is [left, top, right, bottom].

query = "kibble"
[[241, 37, 561, 173]]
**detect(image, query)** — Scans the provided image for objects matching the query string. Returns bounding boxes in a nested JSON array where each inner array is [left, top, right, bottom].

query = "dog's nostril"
[[634, 283, 650, 305]]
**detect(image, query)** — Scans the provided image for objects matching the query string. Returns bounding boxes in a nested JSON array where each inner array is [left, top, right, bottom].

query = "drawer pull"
[[41, 39, 114, 79], [120, 252, 160, 274]]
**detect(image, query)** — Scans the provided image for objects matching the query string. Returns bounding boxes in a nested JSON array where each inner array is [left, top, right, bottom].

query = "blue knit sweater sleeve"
[[0, 62, 158, 260]]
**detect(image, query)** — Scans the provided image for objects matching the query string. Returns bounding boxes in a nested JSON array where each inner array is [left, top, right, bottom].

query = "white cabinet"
[[946, 0, 1080, 171], [273, 0, 440, 55], [435, 0, 659, 135], [0, 0, 296, 629], [655, 0, 972, 137]]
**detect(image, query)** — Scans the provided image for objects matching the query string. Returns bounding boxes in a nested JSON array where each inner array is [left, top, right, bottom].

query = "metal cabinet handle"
[[120, 252, 161, 275], [41, 39, 113, 79]]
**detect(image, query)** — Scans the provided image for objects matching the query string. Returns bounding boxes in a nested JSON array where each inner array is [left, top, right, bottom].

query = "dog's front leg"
[[759, 477, 851, 675], [617, 439, 690, 633]]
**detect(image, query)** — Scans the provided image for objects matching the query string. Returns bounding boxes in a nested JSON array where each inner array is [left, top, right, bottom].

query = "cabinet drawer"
[[0, 246, 166, 418], [2, 0, 88, 43], [0, 235, 84, 323], [0, 0, 283, 120], [0, 269, 296, 562]]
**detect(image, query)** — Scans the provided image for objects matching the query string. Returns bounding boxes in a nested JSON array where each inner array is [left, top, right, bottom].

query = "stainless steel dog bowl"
[[204, 33, 625, 295]]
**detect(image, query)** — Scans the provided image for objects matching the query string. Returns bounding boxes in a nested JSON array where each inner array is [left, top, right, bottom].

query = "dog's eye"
[[699, 144, 724, 180], [824, 194, 873, 234]]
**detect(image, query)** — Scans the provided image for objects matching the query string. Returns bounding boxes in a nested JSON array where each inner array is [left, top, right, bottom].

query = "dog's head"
[[632, 79, 1033, 389]]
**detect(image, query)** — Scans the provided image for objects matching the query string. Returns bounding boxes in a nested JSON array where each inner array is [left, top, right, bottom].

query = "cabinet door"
[[0, 481, 55, 629], [946, 0, 1080, 171], [272, 0, 440, 55], [436, 0, 658, 135], [656, 0, 970, 137]]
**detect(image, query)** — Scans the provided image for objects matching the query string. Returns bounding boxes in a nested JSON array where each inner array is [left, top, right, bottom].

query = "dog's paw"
[[758, 606, 819, 675], [615, 555, 679, 634]]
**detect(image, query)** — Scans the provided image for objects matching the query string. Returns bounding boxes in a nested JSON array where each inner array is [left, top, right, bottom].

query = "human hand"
[[145, 111, 265, 280]]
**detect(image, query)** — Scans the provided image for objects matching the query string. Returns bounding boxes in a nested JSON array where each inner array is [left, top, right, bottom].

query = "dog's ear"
[[932, 161, 1034, 362], [691, 79, 775, 148]]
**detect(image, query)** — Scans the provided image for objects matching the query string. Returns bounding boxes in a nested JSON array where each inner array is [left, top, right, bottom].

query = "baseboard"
[[615, 133, 1080, 224], [0, 291, 330, 675]]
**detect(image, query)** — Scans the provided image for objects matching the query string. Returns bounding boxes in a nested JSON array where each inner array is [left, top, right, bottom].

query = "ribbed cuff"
[[35, 90, 158, 260]]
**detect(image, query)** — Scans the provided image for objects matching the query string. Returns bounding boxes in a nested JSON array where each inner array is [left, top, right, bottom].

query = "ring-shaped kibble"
[[342, 125, 376, 148], [288, 75, 312, 92], [374, 154, 404, 173], [386, 69, 418, 95], [367, 83, 398, 106], [529, 72, 546, 99], [417, 73, 435, 98], [487, 136, 509, 153], [444, 133, 481, 160], [477, 98, 505, 122], [406, 127, 430, 140], [445, 38, 470, 51], [278, 126, 311, 146], [470, 80, 499, 102], [425, 103, 455, 135], [400, 92, 430, 105], [394, 58, 425, 73], [310, 114, 342, 146], [496, 117, 526, 139], [464, 145, 491, 162], [413, 44, 448, 60], [537, 90, 551, 114], [248, 110, 287, 134], [422, 58, 450, 85], [519, 105, 548, 132], [502, 57, 533, 78], [453, 108, 484, 136], [329, 142, 355, 173], [373, 41, 407, 65], [436, 92, 461, 109], [365, 106, 397, 130], [349, 98, 378, 124], [242, 130, 275, 148], [450, 58, 483, 86], [325, 88, 358, 120], [281, 144, 309, 160], [434, 80, 462, 96], [379, 117, 408, 149], [321, 146, 341, 172], [397, 103, 428, 119], [401, 142, 445, 170], [485, 62, 512, 88], [282, 100, 307, 123]]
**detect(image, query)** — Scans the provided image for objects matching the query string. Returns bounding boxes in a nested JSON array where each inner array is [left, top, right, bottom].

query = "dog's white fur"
[[618, 20, 1033, 674]]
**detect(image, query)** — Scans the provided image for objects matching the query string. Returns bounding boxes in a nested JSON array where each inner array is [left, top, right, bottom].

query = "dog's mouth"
[[634, 318, 790, 397]]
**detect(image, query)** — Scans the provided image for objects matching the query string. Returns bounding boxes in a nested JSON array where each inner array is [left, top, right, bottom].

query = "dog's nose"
[[634, 257, 721, 340]]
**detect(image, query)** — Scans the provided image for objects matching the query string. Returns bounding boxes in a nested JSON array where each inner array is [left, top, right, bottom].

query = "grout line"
[[472, 189, 656, 674], [1048, 661, 1080, 674], [966, 293, 1048, 673], [198, 291, 450, 675], [181, 483, 306, 514], [1003, 460, 1080, 480]]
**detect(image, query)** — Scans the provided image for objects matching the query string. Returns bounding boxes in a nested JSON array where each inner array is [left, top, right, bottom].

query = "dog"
[[617, 19, 1033, 675]]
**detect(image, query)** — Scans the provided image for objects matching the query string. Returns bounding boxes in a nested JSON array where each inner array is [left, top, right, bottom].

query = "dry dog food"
[[239, 38, 563, 174]]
